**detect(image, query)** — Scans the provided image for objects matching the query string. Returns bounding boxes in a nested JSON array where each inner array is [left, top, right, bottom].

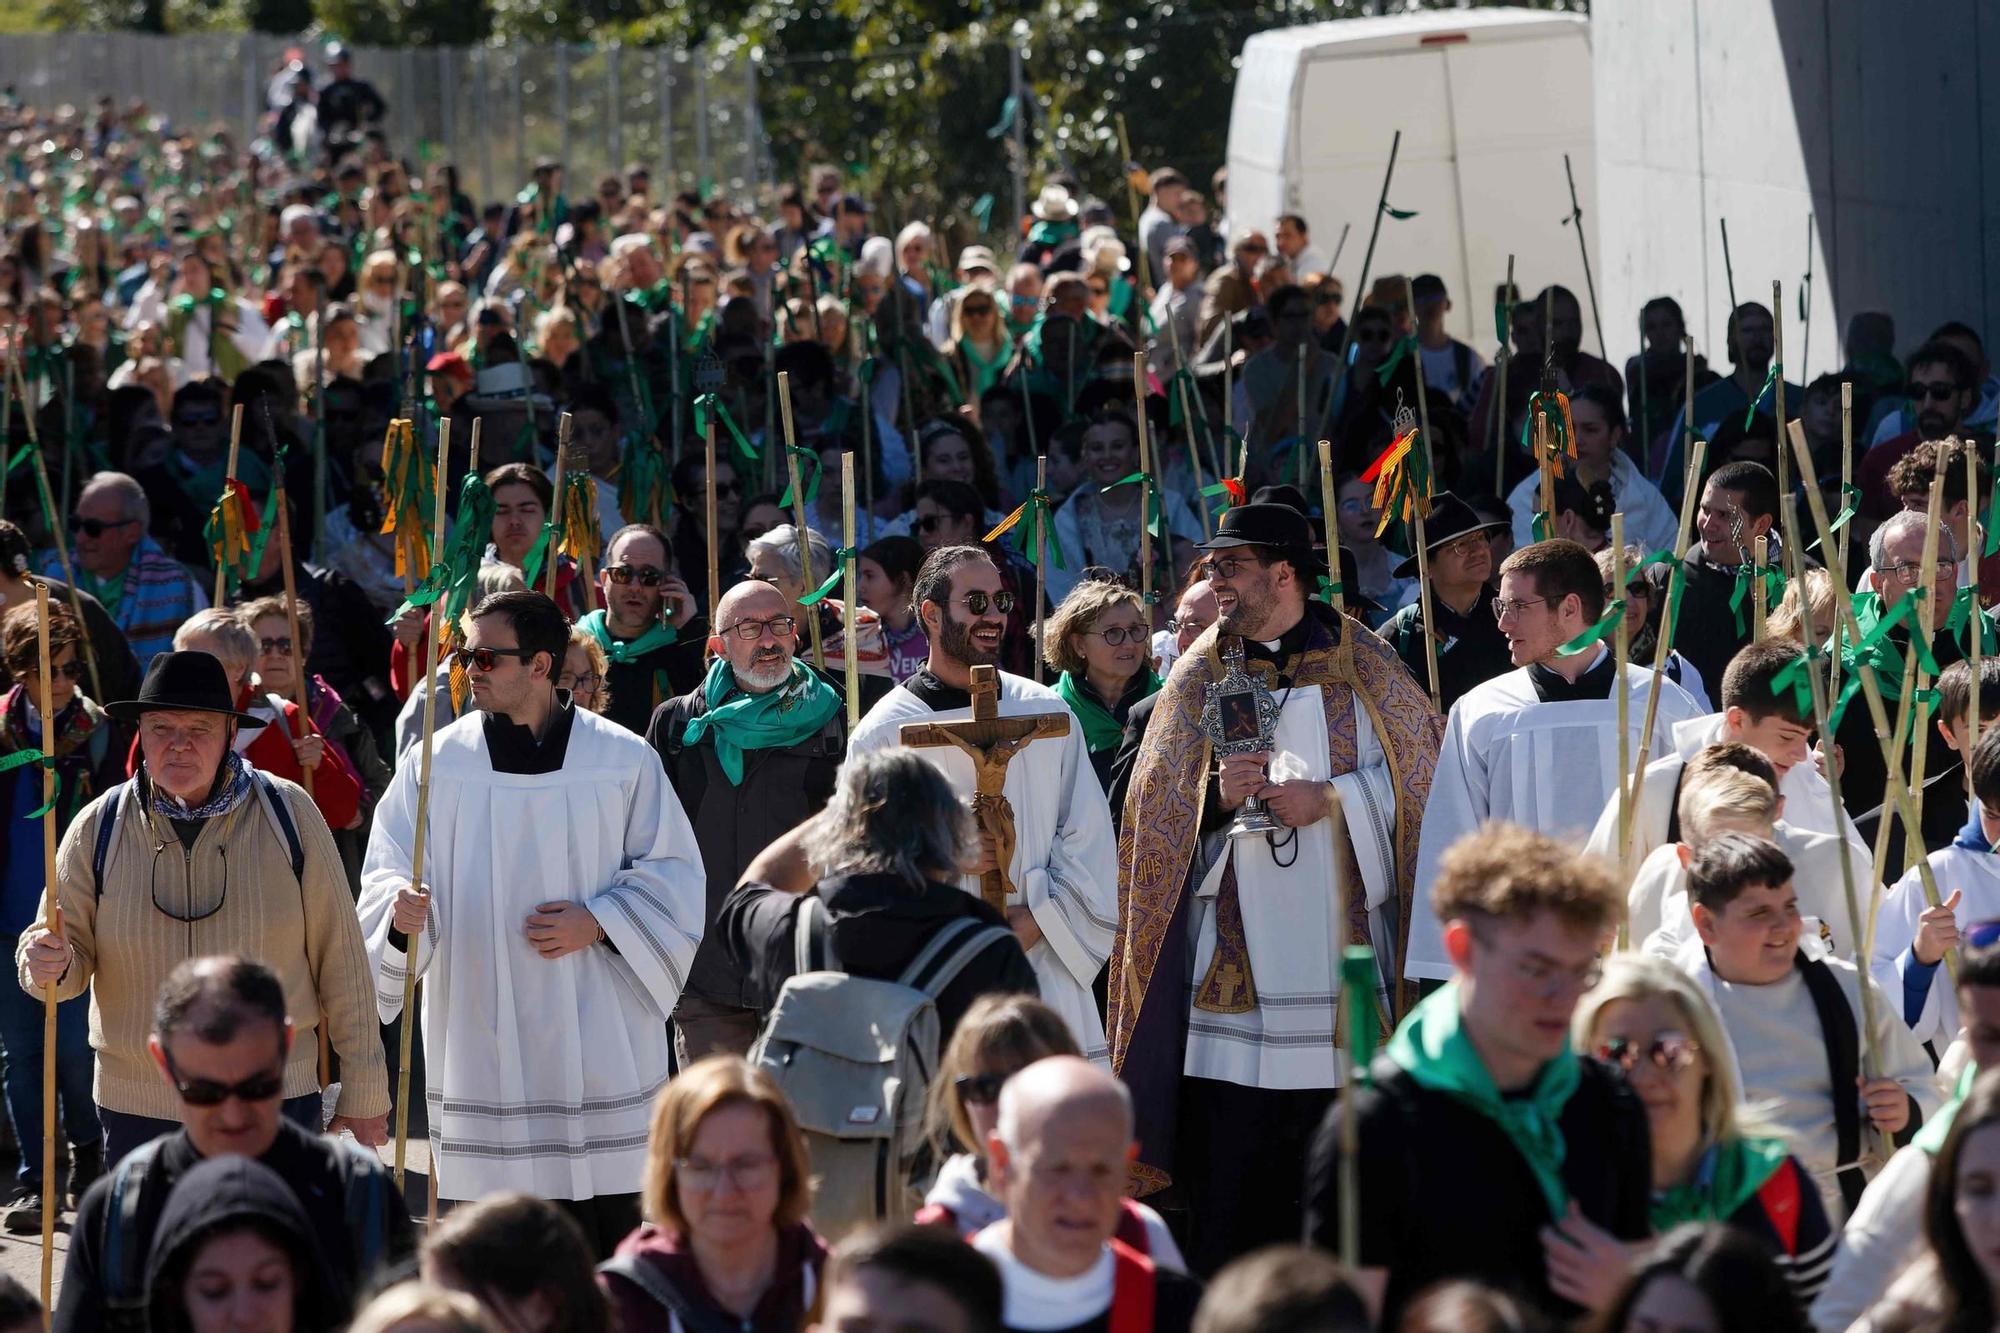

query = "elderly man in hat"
[[17, 651, 388, 1164], [1379, 492, 1515, 712], [1108, 503, 1443, 1275]]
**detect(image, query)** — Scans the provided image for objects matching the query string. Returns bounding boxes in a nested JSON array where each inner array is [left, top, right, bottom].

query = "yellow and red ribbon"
[[1358, 427, 1432, 539]]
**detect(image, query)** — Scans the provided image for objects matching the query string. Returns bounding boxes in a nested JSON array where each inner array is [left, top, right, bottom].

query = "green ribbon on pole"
[[1531, 511, 1554, 543], [1382, 202, 1418, 221], [1745, 361, 1784, 430], [1102, 471, 1168, 542], [1623, 549, 1678, 588], [1769, 643, 1822, 721], [1557, 599, 1624, 657], [389, 560, 451, 619], [798, 546, 858, 607], [1985, 469, 2000, 558], [1729, 563, 1788, 635], [695, 393, 758, 466], [520, 519, 560, 593], [986, 96, 1018, 140], [1375, 334, 1416, 386], [1340, 945, 1380, 1081], [0, 748, 59, 819], [1805, 486, 1863, 555], [984, 490, 1068, 571], [1316, 575, 1346, 606], [779, 446, 821, 508]]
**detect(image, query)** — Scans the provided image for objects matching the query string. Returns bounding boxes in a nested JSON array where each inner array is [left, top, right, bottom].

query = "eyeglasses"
[[560, 671, 603, 693], [1878, 560, 1947, 585], [1594, 1034, 1701, 1075], [604, 563, 665, 587], [1908, 380, 1961, 402], [68, 515, 137, 538], [30, 659, 86, 682], [258, 637, 293, 657], [163, 1053, 285, 1107], [452, 645, 540, 672], [674, 1152, 779, 1193], [719, 615, 797, 641], [1440, 534, 1490, 559], [1200, 556, 1265, 581], [955, 1073, 1007, 1106], [1165, 616, 1212, 635], [1086, 625, 1145, 646], [1491, 596, 1548, 621], [963, 304, 996, 317], [954, 590, 1016, 616]]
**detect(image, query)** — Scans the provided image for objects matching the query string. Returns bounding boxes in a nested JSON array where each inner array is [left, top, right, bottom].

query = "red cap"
[[427, 352, 472, 382]]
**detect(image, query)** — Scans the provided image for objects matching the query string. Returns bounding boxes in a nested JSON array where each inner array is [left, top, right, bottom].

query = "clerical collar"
[[905, 668, 973, 712], [482, 690, 577, 774], [1244, 609, 1319, 663], [1526, 645, 1616, 704]]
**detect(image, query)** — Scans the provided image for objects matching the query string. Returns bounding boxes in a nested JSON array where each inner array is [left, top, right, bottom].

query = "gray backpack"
[[748, 896, 1013, 1242]]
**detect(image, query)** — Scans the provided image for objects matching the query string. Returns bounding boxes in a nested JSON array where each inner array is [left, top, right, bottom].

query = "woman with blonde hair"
[[1766, 565, 1837, 645], [348, 1283, 497, 1333], [946, 285, 1013, 402], [1571, 953, 1834, 1304], [560, 627, 610, 716], [599, 1056, 826, 1333], [916, 993, 1186, 1269], [1043, 578, 1160, 787]]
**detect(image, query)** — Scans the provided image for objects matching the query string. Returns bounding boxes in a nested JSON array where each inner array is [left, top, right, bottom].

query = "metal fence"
[[0, 31, 774, 207]]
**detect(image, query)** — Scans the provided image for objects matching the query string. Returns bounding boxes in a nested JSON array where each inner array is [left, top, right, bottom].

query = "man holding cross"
[[1109, 503, 1443, 1276], [846, 544, 1118, 1067]]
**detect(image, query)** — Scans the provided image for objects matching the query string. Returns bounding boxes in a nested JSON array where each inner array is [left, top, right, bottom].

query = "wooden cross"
[[900, 664, 1072, 911]]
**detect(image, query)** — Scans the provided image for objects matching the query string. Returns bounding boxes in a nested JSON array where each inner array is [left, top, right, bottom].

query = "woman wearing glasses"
[[1043, 579, 1160, 789], [1572, 953, 1834, 1306], [600, 1056, 825, 1333]]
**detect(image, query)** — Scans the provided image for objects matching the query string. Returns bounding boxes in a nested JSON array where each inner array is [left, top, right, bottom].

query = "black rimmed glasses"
[[1086, 625, 1145, 646], [258, 637, 293, 657], [1200, 555, 1266, 581], [955, 1073, 1007, 1106], [720, 616, 797, 641]]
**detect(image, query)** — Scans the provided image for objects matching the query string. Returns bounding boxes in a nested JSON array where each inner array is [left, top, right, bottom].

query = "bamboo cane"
[[544, 415, 569, 599], [33, 579, 56, 1323], [1636, 307, 1650, 473], [1684, 334, 1697, 490], [1840, 383, 1854, 576], [1114, 114, 1153, 304], [1317, 440, 1347, 621], [215, 405, 243, 608], [1622, 440, 1709, 856], [842, 452, 859, 728], [1494, 255, 1515, 494], [1322, 130, 1403, 469], [1801, 214, 1815, 380], [1900, 463, 1952, 901], [1536, 409, 1555, 526], [1773, 281, 1789, 520], [1161, 287, 1212, 538], [6, 350, 100, 702], [1133, 355, 1155, 620], [778, 371, 825, 671], [1034, 456, 1048, 685], [1562, 153, 1607, 361], [1971, 439, 1984, 762], [394, 417, 451, 1191], [1752, 536, 1768, 639], [1404, 280, 1441, 711], [704, 420, 719, 618], [1720, 217, 1738, 313]]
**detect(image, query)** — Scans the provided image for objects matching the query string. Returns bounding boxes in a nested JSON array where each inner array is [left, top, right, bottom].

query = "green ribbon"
[[0, 748, 59, 819], [985, 95, 1018, 140], [779, 446, 821, 508], [970, 194, 995, 232], [1375, 334, 1416, 386], [1316, 575, 1346, 605], [1728, 563, 1788, 635], [1625, 549, 1677, 587], [1382, 202, 1419, 221], [695, 393, 758, 465], [1341, 945, 1379, 1082], [986, 491, 1068, 570], [1102, 471, 1168, 542], [1770, 645, 1822, 722], [1531, 510, 1554, 543], [1745, 361, 1783, 429], [798, 546, 858, 607], [1805, 486, 1862, 555], [1986, 468, 2000, 559], [1556, 599, 1623, 657]]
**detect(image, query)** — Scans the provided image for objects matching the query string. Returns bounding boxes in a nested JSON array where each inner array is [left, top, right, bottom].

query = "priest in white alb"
[[846, 544, 1118, 1066], [358, 590, 705, 1258], [1108, 503, 1443, 1276], [1404, 537, 1704, 981]]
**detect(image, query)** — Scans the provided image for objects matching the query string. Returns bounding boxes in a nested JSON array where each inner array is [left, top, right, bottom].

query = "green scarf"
[[578, 609, 678, 665], [75, 567, 125, 615], [1387, 982, 1579, 1219], [1054, 669, 1160, 754], [1916, 1064, 1978, 1154], [679, 657, 840, 785], [1650, 1136, 1790, 1232], [1027, 218, 1079, 250]]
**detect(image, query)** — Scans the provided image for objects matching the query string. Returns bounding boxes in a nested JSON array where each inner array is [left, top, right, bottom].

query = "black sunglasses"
[[164, 1051, 285, 1107], [955, 1073, 1006, 1106], [954, 590, 1015, 616], [68, 515, 137, 538], [605, 563, 665, 587], [1909, 381, 1961, 402], [258, 637, 293, 656], [452, 645, 540, 673]]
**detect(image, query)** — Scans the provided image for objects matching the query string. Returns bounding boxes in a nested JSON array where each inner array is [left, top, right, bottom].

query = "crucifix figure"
[[899, 664, 1072, 911]]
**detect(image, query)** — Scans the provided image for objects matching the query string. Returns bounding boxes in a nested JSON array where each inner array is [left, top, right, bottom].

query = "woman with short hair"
[[423, 1194, 608, 1333], [1042, 579, 1160, 789]]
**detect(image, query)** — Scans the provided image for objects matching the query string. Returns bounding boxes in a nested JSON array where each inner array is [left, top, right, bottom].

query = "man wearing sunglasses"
[[579, 523, 703, 736], [849, 545, 1118, 1079], [42, 471, 206, 669], [359, 590, 705, 1258], [1857, 339, 1984, 521], [57, 956, 413, 1333]]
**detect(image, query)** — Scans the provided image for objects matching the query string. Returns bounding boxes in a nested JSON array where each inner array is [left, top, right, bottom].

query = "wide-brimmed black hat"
[[1196, 502, 1327, 574], [1337, 547, 1388, 619], [105, 651, 267, 728], [1392, 491, 1509, 579]]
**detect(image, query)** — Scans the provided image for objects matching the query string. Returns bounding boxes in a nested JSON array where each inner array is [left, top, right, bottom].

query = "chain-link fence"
[[0, 31, 774, 207]]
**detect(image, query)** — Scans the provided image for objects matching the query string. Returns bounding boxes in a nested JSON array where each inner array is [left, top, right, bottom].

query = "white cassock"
[[1183, 685, 1398, 1090], [358, 707, 705, 1201], [1874, 839, 2000, 1045], [1582, 712, 1870, 898], [848, 673, 1118, 1064], [1404, 651, 1703, 981]]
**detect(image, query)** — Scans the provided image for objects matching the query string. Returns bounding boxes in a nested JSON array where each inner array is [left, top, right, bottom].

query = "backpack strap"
[[794, 895, 828, 975], [906, 922, 1017, 1002], [248, 769, 307, 883], [1106, 1238, 1157, 1333], [91, 778, 132, 896], [893, 917, 982, 989], [1796, 952, 1867, 1214], [598, 1254, 742, 1333], [100, 1138, 167, 1314]]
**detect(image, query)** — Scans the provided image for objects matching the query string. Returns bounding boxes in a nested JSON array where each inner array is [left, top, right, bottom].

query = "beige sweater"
[[13, 773, 390, 1122]]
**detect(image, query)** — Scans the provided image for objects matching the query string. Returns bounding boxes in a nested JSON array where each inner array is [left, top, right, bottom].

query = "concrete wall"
[[1593, 0, 2000, 382]]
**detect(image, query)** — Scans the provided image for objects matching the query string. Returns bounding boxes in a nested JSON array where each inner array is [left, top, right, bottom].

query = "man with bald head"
[[582, 523, 704, 735], [973, 1057, 1204, 1329], [647, 578, 848, 1059]]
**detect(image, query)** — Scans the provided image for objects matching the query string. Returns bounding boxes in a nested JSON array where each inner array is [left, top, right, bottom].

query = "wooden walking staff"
[[704, 417, 719, 618], [394, 417, 451, 1191], [5, 348, 99, 701], [1752, 535, 1768, 638], [1034, 456, 1049, 684], [1403, 282, 1442, 710], [842, 453, 859, 729], [778, 371, 825, 671], [216, 405, 244, 609], [1316, 440, 1348, 620], [33, 580, 57, 1320], [544, 414, 570, 598], [1785, 422, 1959, 980], [1611, 515, 1631, 927], [1493, 253, 1515, 494], [1775, 491, 1896, 1162], [1132, 355, 1156, 618], [1773, 280, 1789, 513], [1561, 153, 1607, 360], [1898, 464, 1953, 886], [1971, 438, 1984, 760]]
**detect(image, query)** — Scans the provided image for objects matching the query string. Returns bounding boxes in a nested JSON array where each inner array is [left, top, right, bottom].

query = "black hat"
[[1392, 491, 1509, 579], [1196, 502, 1327, 574], [1337, 546, 1386, 618], [105, 652, 267, 728]]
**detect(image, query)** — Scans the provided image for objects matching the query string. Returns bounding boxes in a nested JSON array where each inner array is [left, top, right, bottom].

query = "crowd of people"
[[0, 34, 1993, 1333]]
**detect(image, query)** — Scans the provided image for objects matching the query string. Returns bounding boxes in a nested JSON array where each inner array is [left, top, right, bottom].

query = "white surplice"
[[358, 706, 705, 1201], [1183, 686, 1399, 1090], [848, 673, 1118, 1064], [1404, 653, 1703, 980]]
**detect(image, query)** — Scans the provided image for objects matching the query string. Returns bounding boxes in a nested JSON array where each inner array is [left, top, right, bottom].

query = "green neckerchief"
[[1387, 981, 1579, 1219], [679, 656, 841, 785], [1053, 668, 1161, 754], [75, 566, 125, 615], [578, 608, 679, 665], [960, 336, 1012, 399], [1650, 1136, 1790, 1233], [1027, 218, 1079, 250], [1916, 1064, 1978, 1154]]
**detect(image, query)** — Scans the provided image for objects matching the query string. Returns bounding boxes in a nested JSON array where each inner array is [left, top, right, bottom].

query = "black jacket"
[[57, 1119, 414, 1333], [237, 559, 398, 734], [1379, 584, 1514, 715], [602, 619, 710, 738], [719, 871, 1038, 1044], [144, 1155, 344, 1333], [648, 676, 846, 1008]]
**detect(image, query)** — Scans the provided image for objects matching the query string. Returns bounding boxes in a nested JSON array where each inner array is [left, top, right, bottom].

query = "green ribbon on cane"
[[1769, 643, 1823, 722], [1531, 510, 1554, 543], [778, 446, 821, 508], [0, 749, 60, 819], [694, 393, 758, 466], [1102, 471, 1168, 542], [1341, 945, 1379, 1081], [798, 546, 858, 608], [1745, 362, 1784, 430], [1556, 599, 1624, 657], [1805, 486, 1862, 555], [1729, 564, 1788, 635], [985, 491, 1068, 570]]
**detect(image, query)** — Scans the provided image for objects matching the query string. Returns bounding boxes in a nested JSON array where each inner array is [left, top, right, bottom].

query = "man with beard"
[[1666, 460, 1785, 700], [847, 545, 1117, 1067], [579, 524, 706, 735], [1856, 340, 1985, 521], [1665, 303, 1803, 487], [1404, 538, 1703, 984], [1109, 504, 1442, 1275], [647, 579, 846, 1060]]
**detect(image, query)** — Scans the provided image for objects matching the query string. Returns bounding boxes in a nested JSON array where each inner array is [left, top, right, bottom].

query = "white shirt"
[[973, 1229, 1115, 1332]]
